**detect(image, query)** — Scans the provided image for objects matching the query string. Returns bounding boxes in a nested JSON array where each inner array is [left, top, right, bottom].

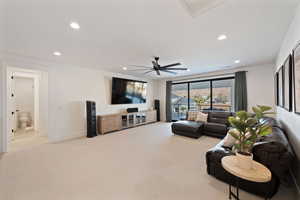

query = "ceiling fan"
[[128, 57, 188, 76]]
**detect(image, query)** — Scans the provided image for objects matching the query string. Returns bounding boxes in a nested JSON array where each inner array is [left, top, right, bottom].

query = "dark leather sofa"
[[171, 111, 233, 139], [203, 111, 232, 138], [206, 117, 295, 198]]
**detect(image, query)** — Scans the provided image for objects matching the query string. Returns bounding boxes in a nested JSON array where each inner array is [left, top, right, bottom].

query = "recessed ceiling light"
[[235, 60, 240, 64], [53, 51, 62, 56], [218, 34, 227, 41], [70, 22, 80, 30], [122, 67, 127, 70]]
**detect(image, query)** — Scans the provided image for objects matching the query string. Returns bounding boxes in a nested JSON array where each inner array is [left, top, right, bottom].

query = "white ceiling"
[[1, 0, 299, 79]]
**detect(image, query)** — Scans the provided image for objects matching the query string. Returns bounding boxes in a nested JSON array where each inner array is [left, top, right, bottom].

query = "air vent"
[[181, 0, 226, 16]]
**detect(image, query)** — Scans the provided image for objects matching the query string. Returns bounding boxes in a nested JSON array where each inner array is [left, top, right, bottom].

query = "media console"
[[97, 110, 157, 134]]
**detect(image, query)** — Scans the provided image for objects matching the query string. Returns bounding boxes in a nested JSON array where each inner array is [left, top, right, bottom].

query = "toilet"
[[18, 112, 32, 129]]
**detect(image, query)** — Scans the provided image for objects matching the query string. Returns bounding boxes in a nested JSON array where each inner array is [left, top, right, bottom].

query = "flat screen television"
[[111, 77, 147, 104]]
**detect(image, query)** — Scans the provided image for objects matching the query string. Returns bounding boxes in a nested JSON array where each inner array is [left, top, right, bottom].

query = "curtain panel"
[[165, 81, 172, 122], [234, 71, 248, 111]]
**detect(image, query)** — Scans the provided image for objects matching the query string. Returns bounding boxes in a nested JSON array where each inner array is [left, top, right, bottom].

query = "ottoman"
[[171, 120, 204, 139]]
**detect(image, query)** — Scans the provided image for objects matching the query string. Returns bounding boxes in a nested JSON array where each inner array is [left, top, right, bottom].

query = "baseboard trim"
[[50, 131, 86, 143]]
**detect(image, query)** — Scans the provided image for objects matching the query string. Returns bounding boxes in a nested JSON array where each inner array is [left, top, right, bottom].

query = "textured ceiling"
[[1, 0, 299, 79]]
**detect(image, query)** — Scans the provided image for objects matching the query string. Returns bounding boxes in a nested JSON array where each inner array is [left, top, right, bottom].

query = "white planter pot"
[[236, 152, 253, 170]]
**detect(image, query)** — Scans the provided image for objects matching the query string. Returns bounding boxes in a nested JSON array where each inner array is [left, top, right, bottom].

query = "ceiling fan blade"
[[161, 70, 177, 75], [164, 67, 188, 70], [143, 70, 153, 74], [161, 63, 181, 68], [156, 70, 160, 75]]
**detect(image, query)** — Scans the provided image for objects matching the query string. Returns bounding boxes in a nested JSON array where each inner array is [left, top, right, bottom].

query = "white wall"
[[0, 60, 5, 152], [156, 64, 275, 122], [15, 77, 35, 128], [48, 65, 155, 142], [275, 3, 300, 189], [0, 54, 156, 150]]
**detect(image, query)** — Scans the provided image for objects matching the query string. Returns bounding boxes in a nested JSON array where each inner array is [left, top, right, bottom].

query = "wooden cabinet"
[[97, 114, 121, 135], [146, 110, 157, 123], [97, 110, 157, 135]]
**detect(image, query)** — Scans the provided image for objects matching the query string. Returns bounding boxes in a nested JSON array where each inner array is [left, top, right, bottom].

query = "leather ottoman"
[[171, 120, 204, 139]]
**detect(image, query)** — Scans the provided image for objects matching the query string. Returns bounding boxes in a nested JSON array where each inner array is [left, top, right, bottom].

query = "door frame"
[[2, 66, 41, 152], [13, 72, 40, 131]]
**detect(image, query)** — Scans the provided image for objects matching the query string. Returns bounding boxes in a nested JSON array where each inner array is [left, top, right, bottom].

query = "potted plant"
[[228, 105, 274, 169]]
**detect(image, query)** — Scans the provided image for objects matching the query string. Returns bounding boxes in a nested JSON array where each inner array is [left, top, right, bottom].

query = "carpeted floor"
[[0, 122, 297, 200]]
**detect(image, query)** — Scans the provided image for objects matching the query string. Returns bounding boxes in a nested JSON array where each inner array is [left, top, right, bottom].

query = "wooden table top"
[[221, 156, 272, 183]]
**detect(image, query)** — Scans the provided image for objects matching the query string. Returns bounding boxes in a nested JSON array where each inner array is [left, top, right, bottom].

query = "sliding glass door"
[[212, 79, 234, 112], [171, 83, 188, 121], [171, 77, 234, 121], [189, 81, 211, 111]]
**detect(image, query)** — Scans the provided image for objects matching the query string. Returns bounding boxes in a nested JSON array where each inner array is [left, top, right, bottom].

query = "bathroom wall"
[[14, 77, 35, 128]]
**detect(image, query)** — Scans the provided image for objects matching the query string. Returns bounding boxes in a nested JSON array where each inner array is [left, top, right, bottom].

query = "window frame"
[[171, 76, 235, 112]]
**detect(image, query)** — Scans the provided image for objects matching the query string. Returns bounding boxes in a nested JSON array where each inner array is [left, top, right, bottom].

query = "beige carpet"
[[0, 123, 297, 200], [10, 130, 48, 152]]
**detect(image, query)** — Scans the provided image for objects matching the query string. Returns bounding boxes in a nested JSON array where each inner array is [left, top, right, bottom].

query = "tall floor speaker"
[[154, 99, 160, 121], [86, 101, 97, 138]]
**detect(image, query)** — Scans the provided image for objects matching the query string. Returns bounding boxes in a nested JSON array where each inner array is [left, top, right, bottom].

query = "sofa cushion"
[[187, 111, 198, 121], [253, 126, 295, 185], [196, 112, 208, 122], [204, 122, 227, 133], [207, 112, 232, 125], [172, 120, 204, 133]]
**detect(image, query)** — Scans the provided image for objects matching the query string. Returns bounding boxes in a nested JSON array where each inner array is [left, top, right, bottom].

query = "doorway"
[[5, 67, 48, 152]]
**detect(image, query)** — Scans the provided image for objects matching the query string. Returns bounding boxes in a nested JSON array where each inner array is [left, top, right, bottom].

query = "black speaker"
[[86, 101, 97, 138], [154, 99, 160, 121], [127, 107, 138, 113]]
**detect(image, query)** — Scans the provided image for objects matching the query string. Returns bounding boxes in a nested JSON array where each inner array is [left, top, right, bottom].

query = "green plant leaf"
[[245, 118, 257, 127], [236, 111, 249, 121], [259, 126, 272, 136], [257, 105, 272, 112]]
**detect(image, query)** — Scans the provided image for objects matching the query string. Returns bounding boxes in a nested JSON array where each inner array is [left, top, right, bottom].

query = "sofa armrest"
[[206, 140, 234, 174], [252, 142, 294, 186]]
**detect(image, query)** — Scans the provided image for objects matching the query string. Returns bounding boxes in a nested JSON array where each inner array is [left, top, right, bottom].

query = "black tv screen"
[[111, 77, 147, 104]]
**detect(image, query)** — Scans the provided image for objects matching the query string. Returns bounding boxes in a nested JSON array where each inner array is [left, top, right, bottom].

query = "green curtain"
[[166, 81, 172, 122], [234, 71, 248, 111]]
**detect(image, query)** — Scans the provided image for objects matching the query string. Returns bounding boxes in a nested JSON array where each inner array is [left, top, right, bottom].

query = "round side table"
[[221, 155, 272, 200]]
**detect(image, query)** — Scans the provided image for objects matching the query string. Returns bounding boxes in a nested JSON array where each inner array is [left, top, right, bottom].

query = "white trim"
[[1, 63, 8, 152], [3, 66, 43, 152]]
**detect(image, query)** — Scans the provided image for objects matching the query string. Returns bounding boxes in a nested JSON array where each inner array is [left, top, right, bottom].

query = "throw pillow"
[[223, 128, 240, 147], [195, 112, 208, 122], [187, 111, 198, 121]]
